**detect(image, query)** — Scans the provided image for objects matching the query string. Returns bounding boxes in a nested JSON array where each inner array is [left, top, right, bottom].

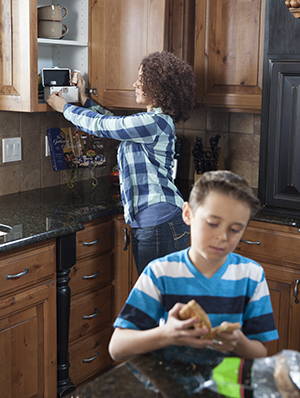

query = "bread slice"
[[274, 354, 300, 398], [178, 299, 241, 339]]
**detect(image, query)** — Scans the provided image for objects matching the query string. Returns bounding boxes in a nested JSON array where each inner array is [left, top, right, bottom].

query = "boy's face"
[[183, 191, 251, 272]]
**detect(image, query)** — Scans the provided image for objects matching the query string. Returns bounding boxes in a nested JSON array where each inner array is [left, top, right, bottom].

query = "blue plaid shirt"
[[63, 99, 184, 224]]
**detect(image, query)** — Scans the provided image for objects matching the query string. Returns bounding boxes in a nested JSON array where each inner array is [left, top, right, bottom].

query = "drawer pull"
[[240, 239, 261, 245], [82, 351, 99, 363], [123, 227, 129, 251], [83, 308, 99, 319], [83, 237, 100, 246], [82, 270, 99, 280], [6, 268, 29, 280], [294, 279, 300, 304]]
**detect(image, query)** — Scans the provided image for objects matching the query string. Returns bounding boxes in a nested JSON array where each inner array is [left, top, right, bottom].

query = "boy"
[[109, 171, 279, 362]]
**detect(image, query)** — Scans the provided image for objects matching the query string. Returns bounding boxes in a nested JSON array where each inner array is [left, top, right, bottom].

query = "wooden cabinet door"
[[0, 282, 56, 398], [0, 0, 38, 112], [112, 214, 138, 318], [89, 0, 167, 109], [262, 263, 300, 356], [194, 0, 265, 112]]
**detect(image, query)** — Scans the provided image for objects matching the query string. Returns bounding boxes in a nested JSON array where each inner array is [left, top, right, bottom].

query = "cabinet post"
[[57, 233, 77, 396]]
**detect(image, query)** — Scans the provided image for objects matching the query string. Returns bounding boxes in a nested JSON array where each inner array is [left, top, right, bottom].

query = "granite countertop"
[[64, 348, 234, 398], [0, 175, 299, 255], [0, 177, 122, 254]]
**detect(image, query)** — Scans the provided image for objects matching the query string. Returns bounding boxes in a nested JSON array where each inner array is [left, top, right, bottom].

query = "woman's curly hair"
[[139, 51, 196, 123]]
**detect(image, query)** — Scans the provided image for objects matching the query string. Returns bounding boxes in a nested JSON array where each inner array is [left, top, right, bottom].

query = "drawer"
[[76, 220, 113, 260], [0, 241, 56, 297], [69, 252, 113, 295], [69, 327, 113, 385], [236, 224, 300, 269], [69, 285, 113, 342]]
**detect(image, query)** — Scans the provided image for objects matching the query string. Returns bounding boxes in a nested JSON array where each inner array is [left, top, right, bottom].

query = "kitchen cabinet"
[[0, 0, 194, 112], [89, 0, 167, 109], [0, 0, 88, 112], [194, 0, 265, 112], [68, 217, 114, 386], [235, 220, 300, 356], [91, 0, 195, 109], [0, 240, 56, 398], [259, 1, 300, 215], [112, 214, 138, 318]]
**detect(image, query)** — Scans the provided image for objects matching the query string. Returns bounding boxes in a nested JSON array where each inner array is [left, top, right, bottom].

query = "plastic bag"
[[194, 350, 300, 398]]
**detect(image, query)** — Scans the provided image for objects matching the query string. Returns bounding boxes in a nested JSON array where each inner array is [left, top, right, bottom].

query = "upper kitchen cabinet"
[[89, 0, 168, 109], [194, 0, 265, 112], [0, 0, 88, 112], [0, 0, 37, 112], [259, 1, 300, 215]]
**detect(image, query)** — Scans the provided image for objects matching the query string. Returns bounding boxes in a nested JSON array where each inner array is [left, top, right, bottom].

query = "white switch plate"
[[2, 137, 22, 163]]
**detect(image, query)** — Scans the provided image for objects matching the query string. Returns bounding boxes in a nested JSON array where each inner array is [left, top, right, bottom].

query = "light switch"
[[2, 137, 22, 163]]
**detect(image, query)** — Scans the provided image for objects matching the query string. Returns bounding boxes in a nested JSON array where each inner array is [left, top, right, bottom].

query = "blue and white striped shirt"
[[114, 249, 279, 344], [63, 100, 184, 224]]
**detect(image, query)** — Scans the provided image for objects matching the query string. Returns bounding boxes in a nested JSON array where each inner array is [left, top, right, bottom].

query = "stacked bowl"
[[38, 4, 69, 39]]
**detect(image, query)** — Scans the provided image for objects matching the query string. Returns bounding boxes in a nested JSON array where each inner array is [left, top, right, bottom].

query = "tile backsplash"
[[0, 107, 261, 198]]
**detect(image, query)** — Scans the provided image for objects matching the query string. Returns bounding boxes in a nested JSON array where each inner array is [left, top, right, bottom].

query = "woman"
[[47, 51, 195, 274]]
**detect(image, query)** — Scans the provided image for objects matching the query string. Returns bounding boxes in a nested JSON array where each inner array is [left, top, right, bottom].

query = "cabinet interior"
[[37, 0, 89, 99]]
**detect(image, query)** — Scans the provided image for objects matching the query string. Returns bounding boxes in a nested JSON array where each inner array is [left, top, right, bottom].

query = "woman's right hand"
[[76, 73, 88, 106]]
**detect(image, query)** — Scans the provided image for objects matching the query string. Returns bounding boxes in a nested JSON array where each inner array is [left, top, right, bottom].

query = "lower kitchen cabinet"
[[69, 217, 114, 386], [112, 214, 138, 319], [69, 327, 113, 385], [0, 240, 56, 398], [235, 220, 300, 356]]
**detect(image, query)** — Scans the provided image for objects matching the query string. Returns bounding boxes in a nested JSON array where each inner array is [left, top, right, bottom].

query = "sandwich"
[[178, 299, 241, 339]]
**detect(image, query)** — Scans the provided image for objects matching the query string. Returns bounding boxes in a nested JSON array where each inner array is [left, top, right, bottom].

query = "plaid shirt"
[[63, 100, 184, 224]]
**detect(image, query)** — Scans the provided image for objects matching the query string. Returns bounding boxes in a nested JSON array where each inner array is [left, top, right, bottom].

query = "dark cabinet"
[[259, 1, 300, 214]]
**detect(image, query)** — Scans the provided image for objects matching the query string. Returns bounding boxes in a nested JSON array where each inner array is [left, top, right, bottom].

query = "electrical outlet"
[[45, 136, 51, 157], [2, 138, 22, 163]]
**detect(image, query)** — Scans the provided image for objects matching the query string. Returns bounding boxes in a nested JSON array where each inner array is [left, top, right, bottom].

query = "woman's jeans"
[[131, 212, 190, 275]]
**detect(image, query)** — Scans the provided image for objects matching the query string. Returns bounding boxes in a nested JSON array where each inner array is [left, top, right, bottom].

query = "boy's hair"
[[139, 51, 195, 123], [189, 170, 261, 219]]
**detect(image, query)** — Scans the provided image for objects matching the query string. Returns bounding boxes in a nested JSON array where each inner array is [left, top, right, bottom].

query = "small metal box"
[[42, 67, 78, 103]]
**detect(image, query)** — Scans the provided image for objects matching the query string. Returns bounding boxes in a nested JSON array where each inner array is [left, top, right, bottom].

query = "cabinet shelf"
[[38, 38, 88, 47]]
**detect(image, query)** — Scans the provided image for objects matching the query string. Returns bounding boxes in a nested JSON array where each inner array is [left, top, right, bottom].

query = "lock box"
[[42, 67, 78, 103]]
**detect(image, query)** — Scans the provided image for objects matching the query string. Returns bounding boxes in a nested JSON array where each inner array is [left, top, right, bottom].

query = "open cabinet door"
[[0, 0, 38, 112], [89, 0, 168, 109]]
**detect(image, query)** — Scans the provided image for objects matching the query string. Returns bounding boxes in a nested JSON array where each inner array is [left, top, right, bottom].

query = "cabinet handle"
[[82, 351, 99, 363], [294, 279, 300, 304], [123, 227, 129, 251], [83, 237, 100, 246], [240, 239, 261, 245], [6, 268, 29, 280], [82, 270, 99, 280], [83, 308, 99, 319], [85, 86, 98, 97]]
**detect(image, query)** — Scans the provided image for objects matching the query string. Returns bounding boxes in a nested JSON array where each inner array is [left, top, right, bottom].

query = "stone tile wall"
[[0, 111, 116, 196], [175, 107, 261, 199], [0, 107, 261, 197]]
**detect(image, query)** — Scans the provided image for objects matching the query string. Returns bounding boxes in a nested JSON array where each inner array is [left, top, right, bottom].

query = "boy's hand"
[[210, 322, 241, 353], [162, 303, 214, 348]]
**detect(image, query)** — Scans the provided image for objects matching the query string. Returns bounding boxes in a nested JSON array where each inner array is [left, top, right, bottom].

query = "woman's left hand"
[[47, 90, 67, 113]]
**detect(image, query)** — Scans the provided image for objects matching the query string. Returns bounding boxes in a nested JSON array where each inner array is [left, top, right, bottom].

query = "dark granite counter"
[[0, 177, 122, 254], [64, 349, 232, 398], [0, 175, 299, 254]]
